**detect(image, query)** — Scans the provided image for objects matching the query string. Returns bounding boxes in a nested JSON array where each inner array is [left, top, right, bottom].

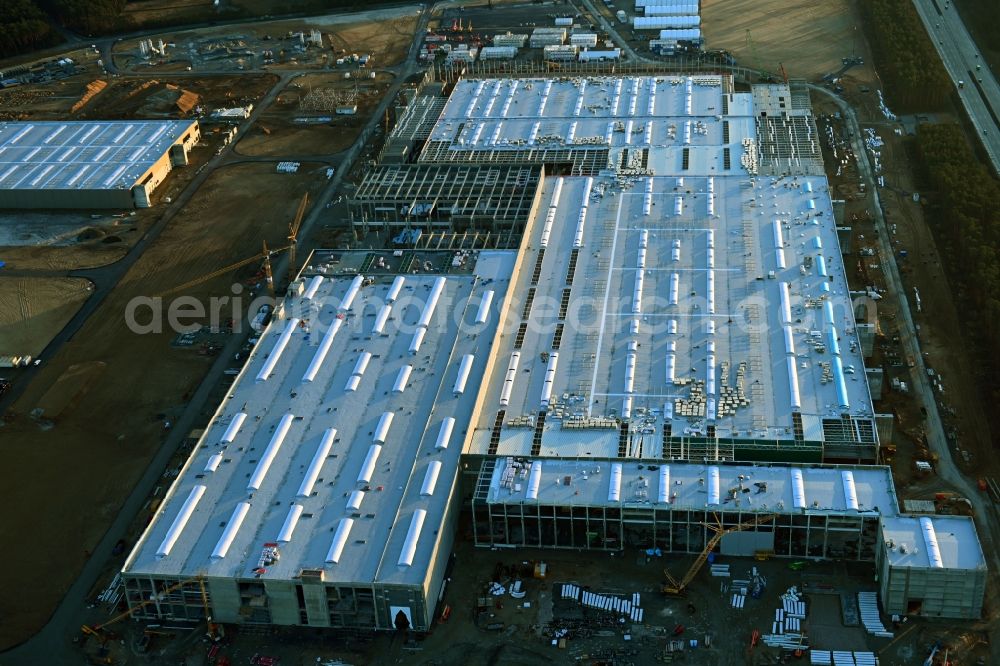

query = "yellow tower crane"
[[661, 513, 776, 596], [287, 192, 309, 279]]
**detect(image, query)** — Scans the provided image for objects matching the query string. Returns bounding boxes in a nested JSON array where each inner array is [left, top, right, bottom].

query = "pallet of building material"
[[783, 599, 807, 619], [631, 592, 641, 607], [710, 564, 731, 577], [852, 651, 878, 665], [832, 651, 856, 666], [730, 593, 745, 609], [761, 633, 807, 649], [857, 592, 892, 637], [785, 617, 800, 632], [559, 583, 581, 601], [809, 649, 832, 665]]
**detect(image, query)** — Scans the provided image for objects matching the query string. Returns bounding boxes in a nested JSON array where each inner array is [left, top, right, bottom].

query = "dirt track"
[[0, 278, 92, 357], [0, 163, 325, 651]]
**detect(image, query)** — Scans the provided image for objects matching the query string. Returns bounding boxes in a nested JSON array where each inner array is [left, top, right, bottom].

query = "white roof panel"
[[0, 120, 196, 192]]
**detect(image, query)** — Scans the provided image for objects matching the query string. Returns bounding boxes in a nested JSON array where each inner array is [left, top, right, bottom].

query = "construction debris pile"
[[723, 565, 768, 609]]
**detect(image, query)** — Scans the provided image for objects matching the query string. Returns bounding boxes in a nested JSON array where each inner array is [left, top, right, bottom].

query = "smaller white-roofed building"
[[472, 458, 897, 560], [877, 515, 987, 619], [0, 120, 200, 209]]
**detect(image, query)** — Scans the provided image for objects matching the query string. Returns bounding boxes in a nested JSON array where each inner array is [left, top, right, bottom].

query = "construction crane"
[[287, 192, 309, 279], [661, 513, 776, 596], [779, 62, 789, 85], [156, 241, 289, 299], [82, 576, 210, 642]]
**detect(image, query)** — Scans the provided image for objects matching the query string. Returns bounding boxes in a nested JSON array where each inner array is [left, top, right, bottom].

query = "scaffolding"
[[349, 164, 544, 236]]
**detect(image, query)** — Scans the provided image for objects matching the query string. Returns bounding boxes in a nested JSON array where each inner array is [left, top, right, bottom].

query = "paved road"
[[811, 84, 1000, 575], [576, 0, 641, 62], [911, 0, 1000, 173], [0, 7, 430, 664]]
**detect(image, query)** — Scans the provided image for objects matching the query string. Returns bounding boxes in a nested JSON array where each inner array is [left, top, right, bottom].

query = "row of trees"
[[860, 0, 951, 113], [0, 0, 63, 59], [916, 124, 1000, 384], [38, 0, 127, 36]]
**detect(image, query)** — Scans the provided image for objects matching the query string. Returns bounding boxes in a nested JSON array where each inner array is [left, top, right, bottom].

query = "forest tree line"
[[0, 0, 63, 59], [2, 0, 401, 56], [916, 124, 1000, 395], [860, 0, 951, 113]]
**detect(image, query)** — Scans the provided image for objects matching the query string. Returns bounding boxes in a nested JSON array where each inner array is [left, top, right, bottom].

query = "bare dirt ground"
[[85, 536, 992, 665], [116, 11, 418, 73], [73, 74, 275, 120], [0, 163, 327, 651], [0, 212, 127, 248], [0, 278, 92, 357], [235, 71, 395, 157], [702, 0, 861, 80]]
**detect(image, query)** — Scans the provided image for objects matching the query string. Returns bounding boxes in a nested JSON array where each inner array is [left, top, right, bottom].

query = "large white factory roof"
[[123, 253, 514, 586], [483, 458, 899, 516], [0, 120, 196, 192], [429, 76, 751, 175], [880, 516, 986, 570], [461, 78, 873, 459]]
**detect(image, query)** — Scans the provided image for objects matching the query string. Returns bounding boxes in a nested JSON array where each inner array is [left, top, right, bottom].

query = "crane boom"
[[83, 576, 207, 637], [287, 192, 309, 278], [156, 243, 291, 298], [662, 514, 776, 595]]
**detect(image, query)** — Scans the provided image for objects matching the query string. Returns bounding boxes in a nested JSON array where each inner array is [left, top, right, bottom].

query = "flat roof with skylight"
[[123, 252, 514, 589], [880, 515, 986, 570], [457, 76, 876, 462], [481, 458, 899, 516], [0, 120, 196, 192]]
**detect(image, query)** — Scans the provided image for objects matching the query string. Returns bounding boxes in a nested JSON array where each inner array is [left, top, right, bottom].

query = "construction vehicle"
[[661, 514, 775, 595]]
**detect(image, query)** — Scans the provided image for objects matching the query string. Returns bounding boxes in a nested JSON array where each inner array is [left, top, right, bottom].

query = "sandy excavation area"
[[701, 0, 860, 80], [0, 277, 92, 357]]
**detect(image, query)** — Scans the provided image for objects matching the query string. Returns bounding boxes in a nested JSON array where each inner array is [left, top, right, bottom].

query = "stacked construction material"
[[811, 650, 879, 666], [858, 592, 893, 637], [557, 583, 644, 623], [709, 563, 730, 577], [761, 587, 808, 649]]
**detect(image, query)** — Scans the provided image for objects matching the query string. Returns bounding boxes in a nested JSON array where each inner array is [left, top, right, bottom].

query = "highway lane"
[[911, 0, 1000, 172]]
